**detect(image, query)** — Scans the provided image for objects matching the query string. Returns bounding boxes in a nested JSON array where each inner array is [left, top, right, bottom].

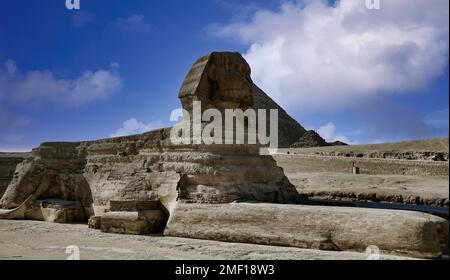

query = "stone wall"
[[311, 151, 449, 161], [0, 153, 30, 199], [0, 143, 93, 217], [274, 154, 449, 177]]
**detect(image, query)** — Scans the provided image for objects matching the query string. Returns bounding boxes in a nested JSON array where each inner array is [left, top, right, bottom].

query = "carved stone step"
[[101, 210, 165, 235], [109, 200, 162, 212]]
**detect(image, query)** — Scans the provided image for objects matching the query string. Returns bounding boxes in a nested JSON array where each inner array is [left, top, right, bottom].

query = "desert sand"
[[0, 220, 416, 260]]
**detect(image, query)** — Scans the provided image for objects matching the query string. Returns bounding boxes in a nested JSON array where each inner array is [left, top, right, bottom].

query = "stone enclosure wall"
[[274, 154, 449, 177], [0, 153, 30, 199]]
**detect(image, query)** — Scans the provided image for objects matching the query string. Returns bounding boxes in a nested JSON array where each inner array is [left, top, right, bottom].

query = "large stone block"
[[101, 210, 165, 235], [32, 199, 86, 223], [109, 200, 162, 212], [165, 202, 448, 259]]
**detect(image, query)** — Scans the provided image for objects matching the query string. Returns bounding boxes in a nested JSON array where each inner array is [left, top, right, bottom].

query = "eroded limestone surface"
[[0, 153, 30, 199], [165, 202, 448, 259]]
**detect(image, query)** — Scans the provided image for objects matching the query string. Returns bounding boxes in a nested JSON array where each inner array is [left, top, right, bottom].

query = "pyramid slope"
[[253, 84, 306, 148]]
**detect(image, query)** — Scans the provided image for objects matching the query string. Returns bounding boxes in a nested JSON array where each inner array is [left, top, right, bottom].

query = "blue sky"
[[0, 0, 448, 151]]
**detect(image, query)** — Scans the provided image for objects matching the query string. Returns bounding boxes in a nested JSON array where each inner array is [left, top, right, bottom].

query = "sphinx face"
[[178, 52, 255, 116], [210, 54, 254, 110]]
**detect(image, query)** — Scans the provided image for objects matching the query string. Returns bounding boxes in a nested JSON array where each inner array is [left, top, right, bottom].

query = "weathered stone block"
[[109, 200, 162, 212], [165, 202, 448, 259], [0, 153, 30, 200], [101, 210, 165, 235], [24, 199, 86, 223], [88, 216, 102, 229]]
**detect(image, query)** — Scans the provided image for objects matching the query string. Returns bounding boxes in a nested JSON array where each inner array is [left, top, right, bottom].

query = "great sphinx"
[[0, 52, 300, 222], [0, 52, 447, 258]]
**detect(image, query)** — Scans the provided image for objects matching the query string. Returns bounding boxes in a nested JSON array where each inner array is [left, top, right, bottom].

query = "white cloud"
[[110, 118, 165, 137], [113, 14, 151, 32], [212, 0, 449, 112], [317, 122, 353, 144], [0, 60, 122, 106]]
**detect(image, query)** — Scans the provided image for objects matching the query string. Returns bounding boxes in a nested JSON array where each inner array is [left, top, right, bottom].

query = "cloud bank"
[[212, 0, 449, 112], [0, 60, 123, 106], [110, 118, 165, 137], [317, 122, 352, 144]]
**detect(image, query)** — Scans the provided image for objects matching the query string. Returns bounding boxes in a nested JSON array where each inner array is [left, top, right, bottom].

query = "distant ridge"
[[290, 130, 348, 148], [288, 137, 449, 161]]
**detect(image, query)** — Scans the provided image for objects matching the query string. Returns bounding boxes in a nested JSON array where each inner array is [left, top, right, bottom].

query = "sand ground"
[[0, 220, 416, 260]]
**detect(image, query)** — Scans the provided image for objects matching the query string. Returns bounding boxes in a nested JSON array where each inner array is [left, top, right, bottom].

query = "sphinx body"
[[0, 52, 300, 221]]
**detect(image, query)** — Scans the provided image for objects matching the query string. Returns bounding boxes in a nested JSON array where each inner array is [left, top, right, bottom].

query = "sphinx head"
[[178, 52, 254, 114]]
